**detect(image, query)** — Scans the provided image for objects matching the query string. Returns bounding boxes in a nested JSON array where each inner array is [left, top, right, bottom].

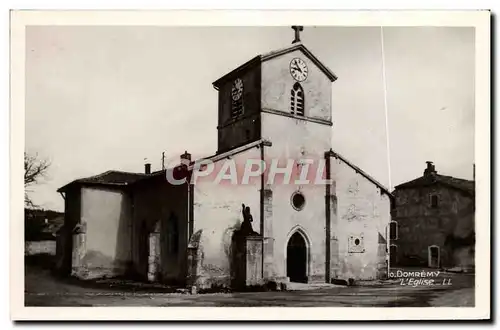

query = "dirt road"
[[24, 264, 475, 307]]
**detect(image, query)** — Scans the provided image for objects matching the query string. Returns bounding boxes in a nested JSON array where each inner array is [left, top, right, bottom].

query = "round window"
[[354, 238, 360, 246], [291, 192, 306, 211]]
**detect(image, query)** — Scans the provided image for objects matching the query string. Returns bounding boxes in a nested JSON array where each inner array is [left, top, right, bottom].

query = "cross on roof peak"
[[291, 26, 304, 44]]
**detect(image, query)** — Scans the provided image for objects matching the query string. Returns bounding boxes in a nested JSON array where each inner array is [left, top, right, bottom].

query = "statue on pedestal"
[[238, 203, 258, 236]]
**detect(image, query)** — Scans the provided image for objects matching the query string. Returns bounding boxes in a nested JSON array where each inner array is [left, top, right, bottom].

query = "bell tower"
[[212, 27, 337, 154], [213, 56, 262, 153]]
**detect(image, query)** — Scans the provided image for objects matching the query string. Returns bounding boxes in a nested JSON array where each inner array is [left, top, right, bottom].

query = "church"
[[55, 27, 393, 289]]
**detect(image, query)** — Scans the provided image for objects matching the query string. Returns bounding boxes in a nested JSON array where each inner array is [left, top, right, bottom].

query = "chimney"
[[180, 151, 192, 167], [424, 161, 437, 177], [144, 163, 151, 174]]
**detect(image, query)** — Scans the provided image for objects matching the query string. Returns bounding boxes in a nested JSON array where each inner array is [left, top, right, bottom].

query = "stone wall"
[[192, 147, 261, 288], [330, 155, 391, 281], [392, 185, 474, 268], [131, 177, 189, 283], [25, 240, 56, 255], [76, 186, 133, 279]]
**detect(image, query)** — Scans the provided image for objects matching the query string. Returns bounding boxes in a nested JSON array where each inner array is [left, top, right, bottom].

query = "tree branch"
[[24, 152, 51, 207]]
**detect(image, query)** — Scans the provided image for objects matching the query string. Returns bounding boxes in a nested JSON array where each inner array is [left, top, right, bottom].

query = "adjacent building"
[[390, 162, 475, 271], [25, 208, 64, 256]]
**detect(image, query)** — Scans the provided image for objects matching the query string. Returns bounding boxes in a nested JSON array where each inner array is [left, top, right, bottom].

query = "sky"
[[25, 26, 475, 211]]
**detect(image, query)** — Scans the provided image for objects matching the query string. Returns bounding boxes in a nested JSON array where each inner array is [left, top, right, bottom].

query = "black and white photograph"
[[11, 10, 490, 321]]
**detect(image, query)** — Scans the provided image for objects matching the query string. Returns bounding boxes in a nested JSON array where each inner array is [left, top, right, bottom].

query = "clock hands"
[[291, 65, 303, 74], [291, 60, 306, 75], [292, 60, 302, 71], [292, 67, 305, 79]]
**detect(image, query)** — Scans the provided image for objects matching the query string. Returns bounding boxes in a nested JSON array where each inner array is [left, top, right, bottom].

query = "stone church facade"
[[56, 36, 393, 289]]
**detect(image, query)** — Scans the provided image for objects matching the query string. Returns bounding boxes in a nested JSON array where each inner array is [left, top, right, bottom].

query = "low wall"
[[25, 240, 56, 256]]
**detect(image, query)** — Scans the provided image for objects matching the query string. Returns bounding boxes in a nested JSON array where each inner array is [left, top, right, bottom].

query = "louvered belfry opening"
[[231, 97, 243, 118], [290, 82, 305, 116]]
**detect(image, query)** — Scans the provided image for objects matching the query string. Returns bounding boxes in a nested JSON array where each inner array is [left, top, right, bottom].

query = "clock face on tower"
[[289, 58, 308, 82], [231, 78, 243, 101]]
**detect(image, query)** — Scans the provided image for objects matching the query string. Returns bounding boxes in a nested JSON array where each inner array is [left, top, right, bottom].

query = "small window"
[[389, 221, 398, 240], [430, 194, 439, 208], [290, 82, 304, 116]]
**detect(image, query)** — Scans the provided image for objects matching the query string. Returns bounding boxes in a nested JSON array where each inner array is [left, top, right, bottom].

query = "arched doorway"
[[286, 232, 308, 283]]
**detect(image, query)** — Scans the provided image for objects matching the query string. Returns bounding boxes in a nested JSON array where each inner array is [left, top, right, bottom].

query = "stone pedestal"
[[244, 236, 264, 286], [232, 234, 264, 288]]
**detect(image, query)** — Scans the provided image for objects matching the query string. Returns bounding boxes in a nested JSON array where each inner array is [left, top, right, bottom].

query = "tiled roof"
[[57, 170, 150, 192], [394, 174, 475, 195]]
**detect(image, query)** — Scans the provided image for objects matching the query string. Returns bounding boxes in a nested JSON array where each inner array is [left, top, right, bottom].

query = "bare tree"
[[24, 152, 51, 207]]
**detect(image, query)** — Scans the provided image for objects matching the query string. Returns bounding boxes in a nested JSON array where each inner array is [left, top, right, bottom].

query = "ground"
[[24, 255, 474, 307]]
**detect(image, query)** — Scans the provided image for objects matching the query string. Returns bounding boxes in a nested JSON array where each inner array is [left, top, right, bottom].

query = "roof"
[[326, 150, 393, 198], [394, 174, 475, 196], [57, 170, 150, 192], [191, 139, 272, 169], [130, 139, 273, 187], [212, 42, 337, 88]]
